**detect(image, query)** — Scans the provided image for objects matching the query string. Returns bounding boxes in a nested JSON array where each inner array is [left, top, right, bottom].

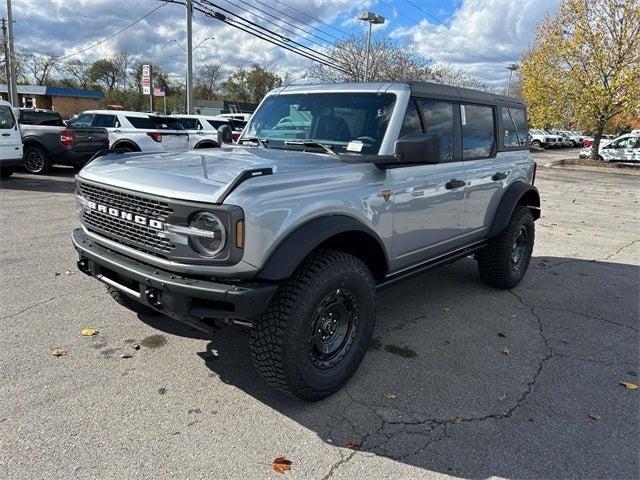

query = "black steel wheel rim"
[[25, 149, 45, 172], [511, 225, 529, 272], [308, 288, 358, 369]]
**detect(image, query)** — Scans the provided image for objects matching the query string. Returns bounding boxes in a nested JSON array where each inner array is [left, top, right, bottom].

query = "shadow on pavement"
[[140, 256, 640, 478], [0, 168, 76, 194]]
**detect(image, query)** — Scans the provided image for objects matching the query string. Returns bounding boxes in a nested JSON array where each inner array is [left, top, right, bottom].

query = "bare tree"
[[195, 62, 224, 99], [20, 52, 58, 85], [306, 34, 486, 89], [112, 51, 134, 90], [62, 58, 92, 89]]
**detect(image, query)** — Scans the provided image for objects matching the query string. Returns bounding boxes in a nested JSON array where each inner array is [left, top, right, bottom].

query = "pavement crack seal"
[[605, 239, 640, 260], [319, 450, 357, 480], [0, 296, 56, 320]]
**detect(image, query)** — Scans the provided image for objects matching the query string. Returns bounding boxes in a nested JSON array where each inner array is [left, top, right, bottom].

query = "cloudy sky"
[[5, 0, 558, 87]]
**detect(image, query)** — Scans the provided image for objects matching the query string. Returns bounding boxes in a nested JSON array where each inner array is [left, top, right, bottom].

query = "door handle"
[[113, 129, 122, 133], [492, 171, 507, 181], [445, 179, 466, 190], [1, 133, 10, 137]]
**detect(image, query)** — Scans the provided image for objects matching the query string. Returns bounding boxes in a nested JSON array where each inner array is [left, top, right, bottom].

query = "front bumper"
[[72, 228, 278, 329]]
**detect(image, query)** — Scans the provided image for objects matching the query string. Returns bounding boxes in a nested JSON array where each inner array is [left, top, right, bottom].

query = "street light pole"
[[358, 12, 385, 83], [186, 0, 194, 114], [506, 63, 519, 97], [6, 0, 19, 106]]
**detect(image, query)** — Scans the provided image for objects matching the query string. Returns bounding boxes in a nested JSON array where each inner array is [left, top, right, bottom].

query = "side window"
[[92, 114, 117, 128], [125, 116, 154, 129], [462, 104, 495, 159], [399, 100, 423, 137], [67, 113, 94, 128], [0, 106, 16, 129], [419, 99, 454, 162], [502, 107, 527, 147]]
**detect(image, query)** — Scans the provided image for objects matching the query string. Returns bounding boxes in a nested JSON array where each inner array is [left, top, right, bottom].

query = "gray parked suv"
[[72, 82, 540, 400]]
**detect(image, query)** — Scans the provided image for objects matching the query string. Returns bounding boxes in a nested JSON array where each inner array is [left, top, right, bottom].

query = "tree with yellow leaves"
[[521, 0, 640, 157]]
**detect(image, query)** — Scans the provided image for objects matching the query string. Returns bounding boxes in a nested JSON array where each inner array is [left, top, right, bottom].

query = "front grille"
[[78, 181, 174, 254], [78, 182, 173, 219]]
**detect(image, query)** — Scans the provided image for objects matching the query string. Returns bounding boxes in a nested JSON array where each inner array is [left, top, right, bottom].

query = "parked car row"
[[528, 128, 586, 148], [0, 107, 250, 178], [579, 131, 640, 163]]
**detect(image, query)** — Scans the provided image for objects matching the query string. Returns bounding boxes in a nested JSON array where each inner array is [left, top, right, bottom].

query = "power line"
[[194, 0, 351, 72], [266, 0, 350, 37], [57, 3, 166, 61], [185, 0, 350, 73]]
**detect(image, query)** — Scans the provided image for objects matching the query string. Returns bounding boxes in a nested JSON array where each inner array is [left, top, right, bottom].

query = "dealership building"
[[0, 85, 104, 118]]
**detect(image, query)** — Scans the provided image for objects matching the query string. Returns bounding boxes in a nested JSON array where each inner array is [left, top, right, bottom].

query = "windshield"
[[243, 92, 396, 154]]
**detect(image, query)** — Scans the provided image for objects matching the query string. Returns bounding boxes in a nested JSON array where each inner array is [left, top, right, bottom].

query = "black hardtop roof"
[[406, 81, 525, 107]]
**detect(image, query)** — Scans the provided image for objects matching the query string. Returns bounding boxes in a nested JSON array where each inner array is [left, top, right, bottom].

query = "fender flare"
[[488, 181, 541, 238], [111, 140, 140, 152], [256, 215, 389, 281]]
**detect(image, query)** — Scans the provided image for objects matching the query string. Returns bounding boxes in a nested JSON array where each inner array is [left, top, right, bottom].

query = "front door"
[[389, 99, 467, 271], [0, 104, 22, 161]]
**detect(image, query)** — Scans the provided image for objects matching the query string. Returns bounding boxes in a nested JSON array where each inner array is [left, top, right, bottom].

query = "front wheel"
[[477, 205, 535, 289], [23, 146, 51, 174], [250, 249, 376, 401]]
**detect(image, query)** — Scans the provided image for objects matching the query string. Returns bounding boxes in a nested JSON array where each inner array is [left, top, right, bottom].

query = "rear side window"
[[177, 118, 201, 130], [126, 116, 154, 129], [399, 100, 423, 138], [92, 114, 118, 128], [150, 117, 184, 130], [502, 107, 527, 148], [420, 99, 455, 162], [0, 106, 16, 129], [462, 105, 495, 159], [205, 119, 228, 129]]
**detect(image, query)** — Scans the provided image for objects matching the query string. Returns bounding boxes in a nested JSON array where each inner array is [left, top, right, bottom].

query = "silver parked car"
[[72, 82, 540, 400]]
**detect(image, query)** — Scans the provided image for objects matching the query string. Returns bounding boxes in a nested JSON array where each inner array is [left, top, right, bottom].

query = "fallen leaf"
[[498, 394, 507, 401], [620, 381, 638, 390], [587, 412, 601, 421], [65, 270, 74, 276], [132, 344, 141, 350], [383, 392, 397, 399], [81, 328, 99, 336], [441, 307, 450, 312], [451, 417, 463, 424], [120, 353, 133, 359], [561, 338, 568, 344], [345, 441, 359, 449], [502, 347, 511, 355], [497, 332, 507, 338], [52, 348, 67, 357], [272, 457, 292, 474], [54, 272, 60, 276]]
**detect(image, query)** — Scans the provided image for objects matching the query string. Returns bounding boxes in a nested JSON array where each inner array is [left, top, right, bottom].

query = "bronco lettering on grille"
[[80, 197, 164, 230]]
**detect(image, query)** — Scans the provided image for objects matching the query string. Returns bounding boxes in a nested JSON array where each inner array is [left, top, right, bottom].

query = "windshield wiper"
[[240, 137, 269, 148], [283, 139, 336, 155]]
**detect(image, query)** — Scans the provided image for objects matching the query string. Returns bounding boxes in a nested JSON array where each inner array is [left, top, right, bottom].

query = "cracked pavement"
[[1, 163, 638, 479]]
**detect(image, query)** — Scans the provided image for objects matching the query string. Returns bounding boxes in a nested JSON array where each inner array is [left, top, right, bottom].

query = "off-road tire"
[[531, 140, 541, 148], [250, 249, 376, 401], [477, 205, 535, 289], [0, 167, 14, 179], [23, 145, 51, 175], [107, 286, 159, 316]]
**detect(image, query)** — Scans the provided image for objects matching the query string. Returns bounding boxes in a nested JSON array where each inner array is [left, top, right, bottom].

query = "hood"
[[78, 146, 342, 203]]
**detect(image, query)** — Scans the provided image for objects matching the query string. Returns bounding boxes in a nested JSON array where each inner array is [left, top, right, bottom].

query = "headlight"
[[188, 212, 226, 257]]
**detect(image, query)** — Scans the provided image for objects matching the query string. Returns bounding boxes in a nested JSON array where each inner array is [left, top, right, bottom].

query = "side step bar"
[[376, 241, 487, 291]]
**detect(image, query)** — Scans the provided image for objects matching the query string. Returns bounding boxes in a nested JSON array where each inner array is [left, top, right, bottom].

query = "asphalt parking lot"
[[1, 162, 638, 479]]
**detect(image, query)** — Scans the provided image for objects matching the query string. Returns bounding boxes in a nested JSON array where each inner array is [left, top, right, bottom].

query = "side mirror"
[[394, 134, 441, 164], [217, 124, 233, 144]]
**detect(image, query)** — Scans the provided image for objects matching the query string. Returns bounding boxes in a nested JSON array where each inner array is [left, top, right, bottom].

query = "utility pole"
[[506, 63, 519, 97], [6, 0, 18, 106], [1, 18, 11, 101], [186, 0, 193, 114]]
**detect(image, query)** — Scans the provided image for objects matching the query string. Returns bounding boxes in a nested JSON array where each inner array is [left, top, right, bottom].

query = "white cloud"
[[390, 0, 558, 85]]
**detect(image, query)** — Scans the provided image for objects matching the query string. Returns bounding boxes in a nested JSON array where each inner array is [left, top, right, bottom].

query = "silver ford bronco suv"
[[72, 82, 539, 401]]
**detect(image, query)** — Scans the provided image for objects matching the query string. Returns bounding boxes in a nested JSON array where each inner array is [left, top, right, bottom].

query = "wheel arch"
[[488, 181, 540, 238], [194, 140, 219, 149], [256, 215, 389, 282], [111, 140, 141, 152], [22, 137, 47, 152]]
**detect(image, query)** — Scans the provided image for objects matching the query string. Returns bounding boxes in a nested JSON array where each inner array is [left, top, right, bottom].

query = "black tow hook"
[[77, 258, 91, 275], [145, 288, 163, 309]]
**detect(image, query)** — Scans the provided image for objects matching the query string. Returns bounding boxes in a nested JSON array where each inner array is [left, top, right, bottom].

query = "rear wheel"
[[477, 205, 535, 289], [0, 167, 14, 179], [23, 146, 51, 174], [250, 249, 376, 401], [107, 286, 159, 316], [531, 140, 541, 148]]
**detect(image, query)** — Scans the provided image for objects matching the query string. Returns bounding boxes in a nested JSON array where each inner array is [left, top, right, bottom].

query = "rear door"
[[151, 116, 189, 152], [390, 98, 467, 269], [0, 104, 22, 160]]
